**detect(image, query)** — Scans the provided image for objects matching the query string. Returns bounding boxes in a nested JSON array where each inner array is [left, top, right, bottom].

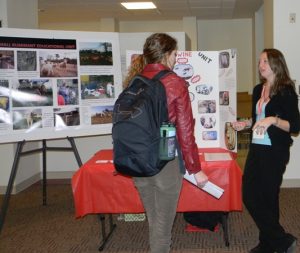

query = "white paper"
[[184, 171, 224, 199], [204, 152, 232, 161], [252, 130, 264, 139]]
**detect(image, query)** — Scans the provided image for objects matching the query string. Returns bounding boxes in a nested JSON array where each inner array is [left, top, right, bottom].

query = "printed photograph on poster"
[[202, 131, 217, 141], [12, 79, 53, 107], [91, 105, 113, 125], [0, 79, 9, 108], [195, 84, 213, 95], [0, 80, 10, 124], [80, 75, 114, 99], [173, 64, 194, 80], [12, 108, 42, 130], [200, 115, 216, 129], [17, 51, 37, 71], [224, 122, 236, 150], [54, 107, 80, 127], [39, 51, 78, 78], [57, 79, 79, 106], [219, 91, 229, 105], [0, 50, 14, 69], [198, 100, 216, 114], [219, 51, 230, 68], [79, 42, 113, 66], [0, 94, 9, 112]]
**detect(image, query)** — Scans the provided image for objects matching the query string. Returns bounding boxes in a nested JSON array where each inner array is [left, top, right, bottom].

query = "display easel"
[[0, 136, 82, 234]]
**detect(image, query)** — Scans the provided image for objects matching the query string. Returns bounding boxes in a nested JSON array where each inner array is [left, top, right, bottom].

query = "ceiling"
[[38, 0, 263, 23]]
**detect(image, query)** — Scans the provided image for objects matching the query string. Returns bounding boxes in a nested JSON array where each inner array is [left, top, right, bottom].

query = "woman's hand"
[[231, 119, 252, 131], [194, 170, 208, 187], [231, 121, 247, 131], [252, 116, 275, 134]]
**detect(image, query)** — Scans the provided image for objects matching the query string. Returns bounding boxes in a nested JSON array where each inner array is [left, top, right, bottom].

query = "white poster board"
[[173, 50, 237, 150], [0, 28, 122, 144], [125, 49, 237, 151]]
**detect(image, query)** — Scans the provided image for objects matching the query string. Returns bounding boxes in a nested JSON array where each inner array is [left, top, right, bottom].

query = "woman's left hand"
[[252, 116, 275, 134]]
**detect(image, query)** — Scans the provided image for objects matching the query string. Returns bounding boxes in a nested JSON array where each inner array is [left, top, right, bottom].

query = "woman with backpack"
[[124, 33, 208, 253]]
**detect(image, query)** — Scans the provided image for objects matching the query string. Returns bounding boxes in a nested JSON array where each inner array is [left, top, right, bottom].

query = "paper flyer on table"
[[204, 152, 232, 161], [184, 171, 224, 199]]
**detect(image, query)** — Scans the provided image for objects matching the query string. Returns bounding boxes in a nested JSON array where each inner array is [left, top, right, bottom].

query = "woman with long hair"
[[125, 33, 208, 253], [235, 48, 300, 253]]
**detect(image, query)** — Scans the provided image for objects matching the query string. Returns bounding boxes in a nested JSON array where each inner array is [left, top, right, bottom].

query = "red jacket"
[[141, 63, 201, 174]]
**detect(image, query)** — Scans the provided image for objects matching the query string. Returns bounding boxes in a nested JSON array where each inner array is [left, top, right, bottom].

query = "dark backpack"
[[112, 70, 172, 177], [183, 211, 223, 231]]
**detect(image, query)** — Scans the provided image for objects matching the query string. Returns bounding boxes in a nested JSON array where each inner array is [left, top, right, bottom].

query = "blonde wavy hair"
[[123, 54, 145, 88]]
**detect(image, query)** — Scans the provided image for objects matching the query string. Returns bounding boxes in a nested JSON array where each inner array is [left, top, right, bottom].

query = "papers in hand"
[[184, 171, 224, 199], [252, 130, 264, 139]]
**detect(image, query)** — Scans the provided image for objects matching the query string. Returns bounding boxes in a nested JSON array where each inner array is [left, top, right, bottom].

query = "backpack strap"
[[152, 69, 172, 81]]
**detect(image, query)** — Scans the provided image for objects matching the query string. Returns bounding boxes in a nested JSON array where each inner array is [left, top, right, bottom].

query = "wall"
[[197, 19, 253, 93], [263, 0, 274, 48], [39, 21, 102, 31], [254, 5, 265, 89], [119, 20, 182, 33], [273, 0, 300, 186]]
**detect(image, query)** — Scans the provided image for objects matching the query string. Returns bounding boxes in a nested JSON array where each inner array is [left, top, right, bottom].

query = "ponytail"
[[123, 54, 145, 88]]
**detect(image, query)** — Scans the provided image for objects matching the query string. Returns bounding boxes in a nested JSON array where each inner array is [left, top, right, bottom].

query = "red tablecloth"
[[72, 148, 242, 218]]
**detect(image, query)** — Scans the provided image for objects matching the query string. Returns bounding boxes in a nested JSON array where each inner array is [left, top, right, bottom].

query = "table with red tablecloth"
[[71, 148, 242, 250]]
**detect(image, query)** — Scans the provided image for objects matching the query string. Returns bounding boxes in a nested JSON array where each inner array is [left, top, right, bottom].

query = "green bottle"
[[159, 122, 176, 161]]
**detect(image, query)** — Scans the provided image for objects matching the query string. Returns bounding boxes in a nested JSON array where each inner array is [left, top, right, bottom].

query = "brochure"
[[184, 171, 224, 199]]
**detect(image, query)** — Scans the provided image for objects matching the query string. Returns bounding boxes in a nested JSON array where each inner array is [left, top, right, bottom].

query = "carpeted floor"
[[0, 182, 299, 253]]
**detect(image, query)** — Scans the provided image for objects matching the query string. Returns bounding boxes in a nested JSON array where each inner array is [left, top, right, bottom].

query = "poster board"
[[174, 50, 237, 150], [125, 49, 237, 151], [0, 28, 122, 144]]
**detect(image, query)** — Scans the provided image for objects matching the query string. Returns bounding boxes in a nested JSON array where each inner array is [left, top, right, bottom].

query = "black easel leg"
[[42, 139, 47, 206], [67, 137, 83, 167], [221, 212, 230, 247], [0, 140, 25, 234]]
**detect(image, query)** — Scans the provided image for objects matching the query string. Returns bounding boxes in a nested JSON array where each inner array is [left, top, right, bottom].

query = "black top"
[[252, 83, 300, 149]]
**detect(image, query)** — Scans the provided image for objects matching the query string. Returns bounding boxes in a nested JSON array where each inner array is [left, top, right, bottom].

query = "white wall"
[[197, 19, 253, 93], [119, 20, 182, 33], [39, 21, 102, 32], [273, 0, 300, 185], [255, 5, 265, 88]]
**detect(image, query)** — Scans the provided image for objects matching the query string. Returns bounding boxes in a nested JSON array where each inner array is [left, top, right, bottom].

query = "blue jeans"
[[133, 158, 183, 253]]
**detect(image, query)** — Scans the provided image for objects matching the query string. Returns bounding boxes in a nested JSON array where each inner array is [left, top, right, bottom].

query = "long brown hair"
[[259, 48, 295, 96], [123, 54, 145, 88], [123, 33, 177, 88]]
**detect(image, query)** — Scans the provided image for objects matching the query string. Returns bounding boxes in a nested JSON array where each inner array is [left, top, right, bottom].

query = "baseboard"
[[0, 173, 41, 194], [0, 171, 74, 194], [1, 172, 299, 194], [281, 179, 300, 188]]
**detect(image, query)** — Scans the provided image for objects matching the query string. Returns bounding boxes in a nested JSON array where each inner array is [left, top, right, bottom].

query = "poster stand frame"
[[0, 136, 83, 234]]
